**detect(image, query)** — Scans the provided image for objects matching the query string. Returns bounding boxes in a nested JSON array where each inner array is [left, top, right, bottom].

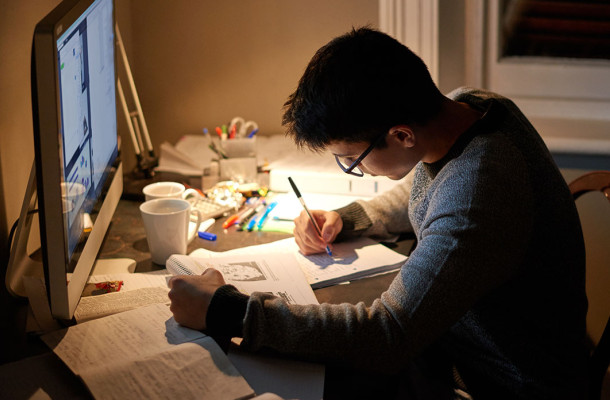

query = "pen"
[[273, 216, 293, 221], [238, 203, 266, 231], [288, 177, 332, 256], [198, 218, 217, 240], [246, 216, 258, 231], [222, 214, 239, 229], [256, 201, 277, 230], [247, 128, 259, 138], [198, 231, 217, 241], [202, 127, 210, 143], [208, 142, 228, 159]]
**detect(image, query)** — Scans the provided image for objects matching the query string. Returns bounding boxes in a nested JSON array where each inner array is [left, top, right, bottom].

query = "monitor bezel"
[[31, 0, 122, 321]]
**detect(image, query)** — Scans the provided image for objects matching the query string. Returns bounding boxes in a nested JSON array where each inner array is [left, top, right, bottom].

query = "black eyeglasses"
[[335, 134, 386, 177]]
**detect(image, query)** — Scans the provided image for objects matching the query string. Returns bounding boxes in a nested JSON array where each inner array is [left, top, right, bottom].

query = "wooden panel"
[[502, 0, 610, 59]]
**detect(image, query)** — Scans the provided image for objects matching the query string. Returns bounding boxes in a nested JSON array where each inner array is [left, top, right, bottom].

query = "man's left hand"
[[168, 268, 226, 330]]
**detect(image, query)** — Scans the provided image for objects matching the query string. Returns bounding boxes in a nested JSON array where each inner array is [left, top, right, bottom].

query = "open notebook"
[[186, 237, 407, 289]]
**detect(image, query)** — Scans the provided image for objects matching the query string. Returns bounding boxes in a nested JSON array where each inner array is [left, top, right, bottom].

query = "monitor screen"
[[28, 0, 123, 320], [56, 0, 118, 261]]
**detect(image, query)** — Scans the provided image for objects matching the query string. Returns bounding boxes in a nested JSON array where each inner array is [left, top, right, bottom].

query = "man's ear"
[[388, 125, 416, 148]]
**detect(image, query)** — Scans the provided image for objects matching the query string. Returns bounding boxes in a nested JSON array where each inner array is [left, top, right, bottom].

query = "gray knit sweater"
[[207, 88, 588, 399]]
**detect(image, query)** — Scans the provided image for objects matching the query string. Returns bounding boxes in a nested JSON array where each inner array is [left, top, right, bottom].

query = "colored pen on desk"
[[198, 218, 217, 241], [246, 216, 258, 231], [288, 177, 333, 257], [256, 201, 277, 230], [222, 214, 239, 229], [239, 203, 266, 231], [224, 204, 256, 229]]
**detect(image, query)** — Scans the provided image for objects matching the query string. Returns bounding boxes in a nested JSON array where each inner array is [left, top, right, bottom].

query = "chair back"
[[568, 170, 610, 400]]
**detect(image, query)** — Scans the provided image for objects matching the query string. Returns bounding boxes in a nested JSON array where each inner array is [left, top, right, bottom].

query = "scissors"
[[229, 116, 259, 138]]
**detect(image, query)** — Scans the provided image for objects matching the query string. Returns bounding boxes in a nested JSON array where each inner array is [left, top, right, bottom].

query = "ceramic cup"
[[140, 198, 202, 265], [142, 181, 199, 202]]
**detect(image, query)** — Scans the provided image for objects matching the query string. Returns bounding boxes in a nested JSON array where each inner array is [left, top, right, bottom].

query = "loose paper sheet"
[[42, 303, 254, 400]]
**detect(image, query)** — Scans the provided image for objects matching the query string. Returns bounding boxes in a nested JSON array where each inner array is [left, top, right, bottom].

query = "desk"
[[106, 198, 413, 399], [1, 198, 414, 399], [101, 198, 413, 306]]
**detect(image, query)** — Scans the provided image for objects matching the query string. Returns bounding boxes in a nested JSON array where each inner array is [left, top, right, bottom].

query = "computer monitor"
[[6, 0, 129, 321]]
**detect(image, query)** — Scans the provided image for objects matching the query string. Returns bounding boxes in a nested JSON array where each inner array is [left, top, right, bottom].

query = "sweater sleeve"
[[335, 171, 415, 241], [237, 140, 534, 374], [206, 284, 249, 338]]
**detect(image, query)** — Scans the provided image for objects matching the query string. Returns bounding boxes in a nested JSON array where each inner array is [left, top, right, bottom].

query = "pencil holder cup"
[[219, 157, 257, 183], [220, 137, 256, 158]]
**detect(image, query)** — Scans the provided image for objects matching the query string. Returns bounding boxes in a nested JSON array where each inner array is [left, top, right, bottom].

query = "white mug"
[[140, 198, 202, 265], [142, 181, 199, 202]]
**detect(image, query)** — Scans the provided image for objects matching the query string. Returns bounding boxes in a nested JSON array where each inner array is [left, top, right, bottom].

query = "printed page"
[[189, 237, 407, 288], [74, 286, 170, 323], [42, 303, 254, 400], [168, 253, 318, 305]]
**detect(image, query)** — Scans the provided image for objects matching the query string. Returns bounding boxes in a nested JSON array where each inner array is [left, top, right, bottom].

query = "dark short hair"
[[282, 27, 444, 151]]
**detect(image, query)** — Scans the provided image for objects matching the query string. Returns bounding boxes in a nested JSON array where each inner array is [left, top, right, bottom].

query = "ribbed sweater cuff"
[[206, 284, 249, 338], [334, 202, 371, 241]]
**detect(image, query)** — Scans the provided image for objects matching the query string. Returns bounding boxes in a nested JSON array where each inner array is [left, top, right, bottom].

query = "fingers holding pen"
[[293, 210, 342, 255]]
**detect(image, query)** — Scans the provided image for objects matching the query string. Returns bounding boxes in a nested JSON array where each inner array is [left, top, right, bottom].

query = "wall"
[[119, 0, 378, 173]]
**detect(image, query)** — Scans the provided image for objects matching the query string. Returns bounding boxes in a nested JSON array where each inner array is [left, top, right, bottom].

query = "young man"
[[168, 28, 588, 399]]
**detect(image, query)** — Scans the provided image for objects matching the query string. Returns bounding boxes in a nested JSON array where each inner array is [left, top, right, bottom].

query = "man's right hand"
[[293, 209, 343, 255]]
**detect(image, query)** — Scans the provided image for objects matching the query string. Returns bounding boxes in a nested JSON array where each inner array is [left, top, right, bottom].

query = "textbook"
[[186, 237, 408, 289]]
